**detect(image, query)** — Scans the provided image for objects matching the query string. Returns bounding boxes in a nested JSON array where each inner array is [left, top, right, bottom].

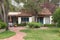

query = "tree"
[[25, 0, 45, 22], [0, 0, 9, 30], [15, 0, 43, 22], [5, 0, 9, 30], [0, 0, 6, 22], [53, 8, 60, 27]]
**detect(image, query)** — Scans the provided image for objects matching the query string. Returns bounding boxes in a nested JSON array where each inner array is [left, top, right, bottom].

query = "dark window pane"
[[21, 17, 29, 23]]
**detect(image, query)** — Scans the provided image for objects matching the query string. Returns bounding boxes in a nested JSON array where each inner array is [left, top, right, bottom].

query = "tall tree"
[[5, 0, 9, 30], [53, 8, 60, 27], [0, 0, 5, 21], [0, 0, 4, 20], [0, 0, 9, 30], [25, 0, 41, 22], [15, 0, 43, 22], [49, 0, 59, 5]]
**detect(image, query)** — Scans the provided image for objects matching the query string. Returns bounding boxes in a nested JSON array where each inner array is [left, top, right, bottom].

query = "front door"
[[37, 17, 43, 24]]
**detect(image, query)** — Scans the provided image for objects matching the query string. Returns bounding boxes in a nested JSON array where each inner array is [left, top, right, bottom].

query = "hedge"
[[0, 22, 7, 29], [27, 22, 42, 28], [44, 24, 56, 27]]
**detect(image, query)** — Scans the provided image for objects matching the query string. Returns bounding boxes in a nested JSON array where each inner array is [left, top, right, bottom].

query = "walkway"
[[4, 27, 26, 40]]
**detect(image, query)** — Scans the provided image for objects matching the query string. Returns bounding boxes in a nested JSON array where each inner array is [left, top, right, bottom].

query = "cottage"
[[8, 8, 52, 25]]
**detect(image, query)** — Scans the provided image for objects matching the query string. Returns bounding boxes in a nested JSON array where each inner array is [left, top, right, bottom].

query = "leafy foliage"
[[17, 23, 27, 26], [44, 24, 56, 27], [51, 0, 59, 4], [27, 22, 42, 28], [24, 0, 41, 12], [53, 8, 60, 27], [0, 22, 7, 29]]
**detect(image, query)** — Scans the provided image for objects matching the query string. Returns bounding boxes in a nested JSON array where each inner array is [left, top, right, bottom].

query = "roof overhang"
[[8, 12, 21, 16]]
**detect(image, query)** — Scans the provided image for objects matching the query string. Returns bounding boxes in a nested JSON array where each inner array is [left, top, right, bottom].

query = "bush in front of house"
[[17, 23, 27, 26], [53, 8, 60, 27], [44, 24, 56, 27], [0, 22, 7, 29], [27, 22, 42, 28]]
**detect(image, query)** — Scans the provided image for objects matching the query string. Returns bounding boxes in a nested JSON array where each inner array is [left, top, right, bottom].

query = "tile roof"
[[40, 3, 56, 13], [39, 8, 52, 16]]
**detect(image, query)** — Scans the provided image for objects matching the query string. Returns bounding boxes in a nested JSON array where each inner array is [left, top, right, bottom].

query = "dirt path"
[[4, 27, 26, 40]]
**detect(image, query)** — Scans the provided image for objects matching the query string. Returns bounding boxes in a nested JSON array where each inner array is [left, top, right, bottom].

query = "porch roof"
[[8, 12, 33, 17], [8, 12, 21, 16]]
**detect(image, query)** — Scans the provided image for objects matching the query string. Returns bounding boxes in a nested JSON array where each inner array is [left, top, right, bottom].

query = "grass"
[[20, 28, 60, 40], [0, 30, 16, 39]]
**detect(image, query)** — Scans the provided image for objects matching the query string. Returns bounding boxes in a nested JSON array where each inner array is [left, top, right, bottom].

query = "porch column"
[[43, 17, 45, 24], [29, 17, 32, 22], [18, 17, 21, 24], [50, 16, 52, 24], [9, 16, 12, 22], [32, 16, 35, 22]]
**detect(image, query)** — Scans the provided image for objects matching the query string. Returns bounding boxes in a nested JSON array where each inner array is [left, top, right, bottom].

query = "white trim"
[[43, 17, 45, 24], [8, 12, 21, 16], [50, 16, 52, 24], [29, 17, 32, 22], [18, 17, 21, 24]]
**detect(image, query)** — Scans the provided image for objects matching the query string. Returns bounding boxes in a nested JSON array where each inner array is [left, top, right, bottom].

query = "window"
[[37, 17, 43, 24], [21, 17, 29, 23]]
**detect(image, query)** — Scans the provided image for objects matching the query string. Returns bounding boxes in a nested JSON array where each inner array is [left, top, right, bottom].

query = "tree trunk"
[[0, 5, 2, 19], [1, 2, 6, 22], [34, 9, 38, 22], [5, 0, 9, 31], [0, 0, 9, 31], [34, 14, 38, 22], [0, 0, 4, 21]]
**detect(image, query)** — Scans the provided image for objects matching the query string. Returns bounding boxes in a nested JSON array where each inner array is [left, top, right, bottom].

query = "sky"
[[11, 0, 24, 7]]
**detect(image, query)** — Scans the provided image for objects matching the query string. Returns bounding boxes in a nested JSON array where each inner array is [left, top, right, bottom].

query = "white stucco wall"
[[18, 16, 52, 24], [50, 16, 52, 24], [18, 17, 32, 24], [43, 16, 50, 24], [18, 17, 21, 24], [29, 17, 32, 22], [43, 17, 45, 24]]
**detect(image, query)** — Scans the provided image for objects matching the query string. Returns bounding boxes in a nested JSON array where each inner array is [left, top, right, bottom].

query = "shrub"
[[57, 22, 60, 27], [0, 19, 3, 22], [53, 8, 60, 27], [27, 22, 42, 28], [0, 22, 7, 29], [44, 24, 56, 27], [17, 23, 27, 26]]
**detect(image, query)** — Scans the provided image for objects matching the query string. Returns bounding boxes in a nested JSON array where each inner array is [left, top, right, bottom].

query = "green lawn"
[[0, 30, 15, 39], [21, 28, 60, 40]]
